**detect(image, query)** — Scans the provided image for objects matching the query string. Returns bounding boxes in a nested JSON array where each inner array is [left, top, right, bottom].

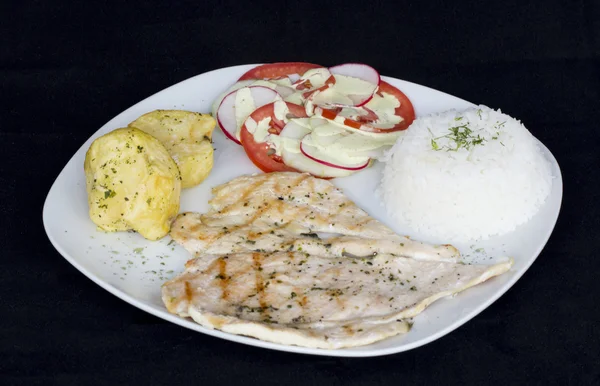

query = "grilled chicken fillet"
[[171, 173, 459, 262], [162, 251, 512, 349]]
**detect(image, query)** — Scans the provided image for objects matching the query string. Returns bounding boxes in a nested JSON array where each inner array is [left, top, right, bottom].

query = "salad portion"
[[212, 62, 416, 177]]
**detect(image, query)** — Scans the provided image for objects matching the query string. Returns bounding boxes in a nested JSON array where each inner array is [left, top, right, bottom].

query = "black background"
[[2, 0, 599, 384]]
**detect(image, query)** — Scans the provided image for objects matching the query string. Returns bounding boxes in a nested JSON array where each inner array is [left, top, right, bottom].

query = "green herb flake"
[[431, 124, 487, 152]]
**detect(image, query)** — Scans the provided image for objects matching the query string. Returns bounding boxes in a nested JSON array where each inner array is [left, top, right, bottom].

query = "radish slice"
[[311, 132, 345, 147], [347, 94, 374, 107], [211, 80, 255, 118], [281, 146, 355, 178], [329, 63, 381, 87], [285, 117, 312, 129], [313, 106, 389, 133], [217, 86, 280, 145], [279, 120, 311, 140], [303, 84, 335, 117], [252, 79, 295, 98], [299, 139, 370, 171], [249, 86, 282, 107], [311, 91, 374, 108], [293, 68, 334, 91], [310, 121, 347, 146], [278, 122, 355, 178], [315, 63, 381, 107], [282, 151, 355, 178], [274, 85, 295, 98], [305, 75, 376, 109]]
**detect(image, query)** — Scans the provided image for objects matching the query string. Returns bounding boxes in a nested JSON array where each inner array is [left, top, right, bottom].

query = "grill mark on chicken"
[[247, 230, 263, 242], [252, 253, 267, 312], [217, 257, 229, 300], [217, 203, 272, 243], [184, 282, 193, 304], [273, 196, 286, 218], [211, 178, 269, 238], [229, 179, 266, 212], [349, 218, 372, 231], [210, 174, 312, 245], [299, 296, 308, 307]]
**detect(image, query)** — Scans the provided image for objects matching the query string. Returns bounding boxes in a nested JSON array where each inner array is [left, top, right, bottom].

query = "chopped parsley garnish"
[[429, 123, 487, 152]]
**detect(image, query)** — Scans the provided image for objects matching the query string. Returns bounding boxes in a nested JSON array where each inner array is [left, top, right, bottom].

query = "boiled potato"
[[84, 127, 181, 241], [129, 110, 216, 188]]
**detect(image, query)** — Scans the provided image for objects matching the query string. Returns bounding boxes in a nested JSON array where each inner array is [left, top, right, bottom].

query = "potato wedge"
[[84, 127, 181, 241], [169, 140, 214, 189], [129, 110, 216, 188]]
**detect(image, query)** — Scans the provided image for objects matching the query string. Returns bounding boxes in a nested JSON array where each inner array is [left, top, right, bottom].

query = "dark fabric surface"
[[2, 0, 599, 384]]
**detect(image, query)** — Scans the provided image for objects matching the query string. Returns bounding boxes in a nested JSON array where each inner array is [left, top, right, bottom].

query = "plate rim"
[[42, 64, 564, 357]]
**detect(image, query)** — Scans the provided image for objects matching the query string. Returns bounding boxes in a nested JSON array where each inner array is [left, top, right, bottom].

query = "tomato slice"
[[239, 62, 323, 81], [378, 81, 415, 131], [316, 80, 416, 132], [240, 102, 308, 173]]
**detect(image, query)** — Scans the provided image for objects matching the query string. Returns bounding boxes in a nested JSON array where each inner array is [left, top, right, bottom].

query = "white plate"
[[43, 64, 562, 357]]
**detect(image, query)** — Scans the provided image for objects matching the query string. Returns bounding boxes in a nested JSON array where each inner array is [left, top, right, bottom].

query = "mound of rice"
[[379, 105, 553, 243]]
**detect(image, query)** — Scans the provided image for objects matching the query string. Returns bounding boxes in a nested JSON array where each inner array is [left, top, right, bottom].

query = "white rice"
[[379, 105, 553, 243]]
